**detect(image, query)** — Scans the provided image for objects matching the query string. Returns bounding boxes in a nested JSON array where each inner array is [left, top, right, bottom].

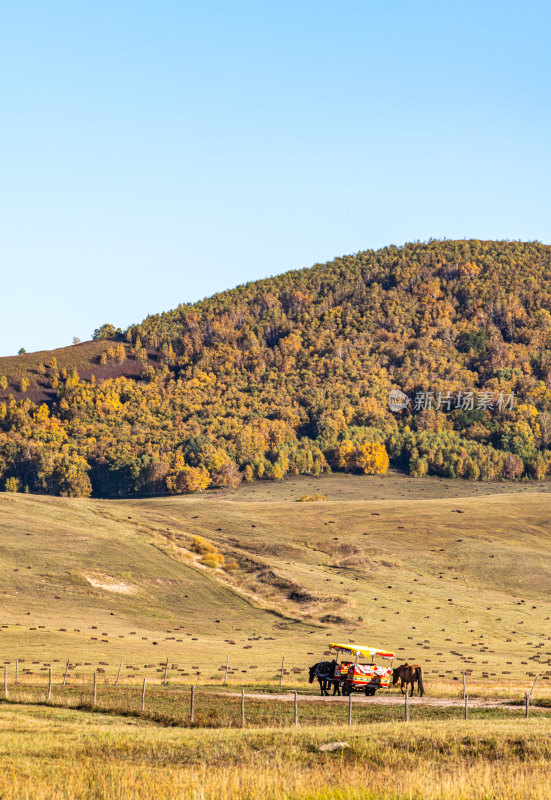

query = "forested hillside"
[[2, 239, 551, 497]]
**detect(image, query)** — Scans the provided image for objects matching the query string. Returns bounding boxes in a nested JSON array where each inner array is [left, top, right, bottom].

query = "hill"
[[2, 239, 551, 497], [0, 338, 156, 405], [1, 472, 551, 692]]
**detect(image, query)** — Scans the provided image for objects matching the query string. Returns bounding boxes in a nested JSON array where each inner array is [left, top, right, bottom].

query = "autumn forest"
[[1, 239, 551, 497]]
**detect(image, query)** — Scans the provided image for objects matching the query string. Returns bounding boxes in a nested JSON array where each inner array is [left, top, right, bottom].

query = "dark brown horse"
[[392, 664, 424, 696], [309, 660, 340, 696]]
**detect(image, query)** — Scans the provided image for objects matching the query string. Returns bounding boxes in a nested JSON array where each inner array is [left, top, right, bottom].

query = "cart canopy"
[[329, 643, 395, 660]]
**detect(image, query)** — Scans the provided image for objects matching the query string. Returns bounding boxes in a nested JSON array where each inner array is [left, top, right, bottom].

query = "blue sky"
[[0, 0, 549, 356]]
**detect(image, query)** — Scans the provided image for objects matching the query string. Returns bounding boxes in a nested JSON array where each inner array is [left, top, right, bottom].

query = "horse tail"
[[417, 666, 424, 696]]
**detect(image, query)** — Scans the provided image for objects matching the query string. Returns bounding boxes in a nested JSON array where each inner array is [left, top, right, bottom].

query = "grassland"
[[1, 471, 550, 693], [0, 701, 550, 799], [0, 474, 551, 689], [1, 471, 551, 796]]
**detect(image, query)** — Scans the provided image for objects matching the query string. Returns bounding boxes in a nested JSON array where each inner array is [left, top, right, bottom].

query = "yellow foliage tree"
[[334, 440, 389, 475], [166, 464, 210, 494], [355, 441, 389, 474]]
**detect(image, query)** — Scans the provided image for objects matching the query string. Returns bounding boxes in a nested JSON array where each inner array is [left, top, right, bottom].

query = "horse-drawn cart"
[[330, 642, 395, 696]]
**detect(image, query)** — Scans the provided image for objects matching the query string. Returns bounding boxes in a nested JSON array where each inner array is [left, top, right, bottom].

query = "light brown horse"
[[392, 664, 424, 696]]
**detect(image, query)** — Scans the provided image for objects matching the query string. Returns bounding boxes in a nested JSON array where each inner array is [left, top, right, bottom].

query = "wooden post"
[[141, 678, 146, 711], [164, 658, 169, 686], [190, 686, 195, 722], [15, 659, 18, 685], [3, 665, 7, 700], [280, 657, 284, 687], [241, 688, 245, 726], [115, 659, 123, 687], [294, 691, 298, 727], [462, 671, 466, 699], [464, 694, 468, 720], [348, 692, 352, 725], [93, 671, 97, 706], [404, 689, 409, 722], [224, 655, 229, 686], [525, 692, 530, 719], [530, 676, 538, 697], [47, 668, 52, 702], [63, 660, 69, 686]]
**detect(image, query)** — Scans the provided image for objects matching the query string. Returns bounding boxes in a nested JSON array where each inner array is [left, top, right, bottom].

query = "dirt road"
[[216, 691, 545, 711]]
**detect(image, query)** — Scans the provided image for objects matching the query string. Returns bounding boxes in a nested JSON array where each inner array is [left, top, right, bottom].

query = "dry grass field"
[[1, 471, 550, 693], [0, 702, 549, 800], [1, 471, 551, 797]]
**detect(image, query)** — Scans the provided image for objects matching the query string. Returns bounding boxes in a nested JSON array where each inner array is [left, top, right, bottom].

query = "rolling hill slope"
[[1, 472, 550, 691]]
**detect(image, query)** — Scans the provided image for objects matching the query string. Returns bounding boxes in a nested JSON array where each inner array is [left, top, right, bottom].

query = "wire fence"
[[0, 666, 547, 729]]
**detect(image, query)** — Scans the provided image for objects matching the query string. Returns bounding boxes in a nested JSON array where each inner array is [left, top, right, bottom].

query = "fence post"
[[294, 691, 298, 727], [141, 678, 147, 711], [404, 689, 409, 722], [241, 688, 245, 726], [464, 694, 468, 720], [280, 657, 285, 687], [115, 659, 123, 687], [190, 686, 195, 722], [63, 660, 69, 686], [15, 659, 18, 685], [224, 655, 229, 686], [3, 665, 7, 700], [348, 692, 353, 725], [164, 658, 169, 686], [47, 668, 52, 702], [525, 692, 530, 719], [93, 671, 97, 706], [530, 676, 538, 697], [462, 671, 466, 699]]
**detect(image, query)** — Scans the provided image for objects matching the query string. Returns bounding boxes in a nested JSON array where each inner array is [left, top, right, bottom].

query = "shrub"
[[191, 535, 217, 556], [199, 554, 220, 568], [191, 535, 225, 568]]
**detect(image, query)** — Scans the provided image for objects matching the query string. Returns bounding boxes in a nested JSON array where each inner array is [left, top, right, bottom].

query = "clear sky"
[[1, 0, 549, 356]]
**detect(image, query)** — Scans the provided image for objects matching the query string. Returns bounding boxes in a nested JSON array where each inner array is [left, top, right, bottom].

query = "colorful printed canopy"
[[329, 643, 395, 660]]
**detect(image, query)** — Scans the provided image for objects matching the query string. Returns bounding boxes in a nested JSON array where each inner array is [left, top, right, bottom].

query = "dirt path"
[[215, 691, 545, 711]]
